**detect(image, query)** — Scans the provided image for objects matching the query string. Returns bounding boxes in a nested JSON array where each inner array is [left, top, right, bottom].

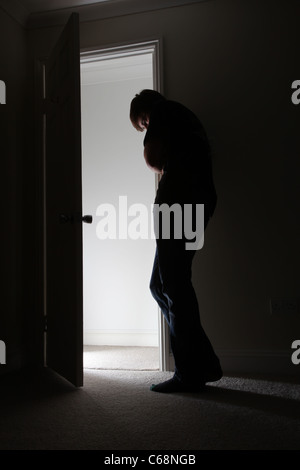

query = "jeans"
[[149, 201, 221, 384]]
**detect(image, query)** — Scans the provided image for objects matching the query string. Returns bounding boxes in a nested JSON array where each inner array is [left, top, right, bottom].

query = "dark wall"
[[28, 0, 300, 374], [0, 7, 29, 372], [2, 0, 300, 376]]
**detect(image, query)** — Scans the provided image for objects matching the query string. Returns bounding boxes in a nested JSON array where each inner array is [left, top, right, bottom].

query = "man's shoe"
[[204, 368, 223, 383]]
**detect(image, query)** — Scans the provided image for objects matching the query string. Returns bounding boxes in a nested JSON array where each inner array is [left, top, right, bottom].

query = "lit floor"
[[83, 345, 159, 371]]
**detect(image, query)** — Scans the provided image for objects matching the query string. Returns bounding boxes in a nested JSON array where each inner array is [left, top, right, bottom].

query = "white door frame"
[[80, 39, 172, 372]]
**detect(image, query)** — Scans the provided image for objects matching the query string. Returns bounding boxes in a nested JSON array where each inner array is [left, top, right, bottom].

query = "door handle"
[[59, 213, 93, 224], [82, 215, 93, 224]]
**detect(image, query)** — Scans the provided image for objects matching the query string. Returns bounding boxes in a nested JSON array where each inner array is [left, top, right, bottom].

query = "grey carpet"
[[0, 367, 299, 450], [83, 345, 159, 370]]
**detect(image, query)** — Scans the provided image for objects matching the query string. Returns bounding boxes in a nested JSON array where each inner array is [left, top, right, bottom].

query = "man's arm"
[[144, 139, 167, 174]]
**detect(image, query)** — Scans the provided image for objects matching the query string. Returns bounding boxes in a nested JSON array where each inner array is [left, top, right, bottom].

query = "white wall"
[[81, 54, 159, 347]]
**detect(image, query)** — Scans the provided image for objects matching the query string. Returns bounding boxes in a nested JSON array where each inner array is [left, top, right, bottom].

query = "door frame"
[[81, 39, 171, 372]]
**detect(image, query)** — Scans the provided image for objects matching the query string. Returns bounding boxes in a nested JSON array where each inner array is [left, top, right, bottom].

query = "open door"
[[44, 13, 89, 386]]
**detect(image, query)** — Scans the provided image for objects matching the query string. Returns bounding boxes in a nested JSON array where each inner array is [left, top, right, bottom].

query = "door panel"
[[45, 13, 83, 386]]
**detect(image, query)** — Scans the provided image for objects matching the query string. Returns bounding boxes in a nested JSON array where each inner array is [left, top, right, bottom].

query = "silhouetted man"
[[130, 89, 222, 393]]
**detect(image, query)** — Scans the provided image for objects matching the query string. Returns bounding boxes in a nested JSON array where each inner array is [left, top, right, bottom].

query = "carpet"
[[0, 367, 299, 450], [83, 345, 160, 370]]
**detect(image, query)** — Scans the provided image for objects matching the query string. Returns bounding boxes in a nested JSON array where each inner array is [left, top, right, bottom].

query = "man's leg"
[[150, 238, 222, 393], [149, 248, 170, 325]]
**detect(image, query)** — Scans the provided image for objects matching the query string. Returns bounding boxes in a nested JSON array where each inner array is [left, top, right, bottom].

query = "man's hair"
[[130, 89, 165, 131]]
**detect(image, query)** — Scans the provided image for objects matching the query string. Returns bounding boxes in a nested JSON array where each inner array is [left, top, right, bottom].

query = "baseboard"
[[84, 329, 159, 347], [166, 349, 299, 377], [216, 349, 299, 377]]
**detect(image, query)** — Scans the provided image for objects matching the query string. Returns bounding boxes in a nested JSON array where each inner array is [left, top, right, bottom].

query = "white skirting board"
[[84, 330, 159, 348]]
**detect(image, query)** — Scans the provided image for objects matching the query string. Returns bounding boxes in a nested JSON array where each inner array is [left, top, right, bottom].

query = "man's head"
[[130, 89, 165, 131]]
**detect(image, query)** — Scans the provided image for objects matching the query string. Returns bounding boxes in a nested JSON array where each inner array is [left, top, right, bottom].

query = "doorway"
[[80, 42, 165, 371]]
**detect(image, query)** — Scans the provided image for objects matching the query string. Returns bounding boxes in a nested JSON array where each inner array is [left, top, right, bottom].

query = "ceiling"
[[1, 0, 203, 28], [17, 0, 112, 15]]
